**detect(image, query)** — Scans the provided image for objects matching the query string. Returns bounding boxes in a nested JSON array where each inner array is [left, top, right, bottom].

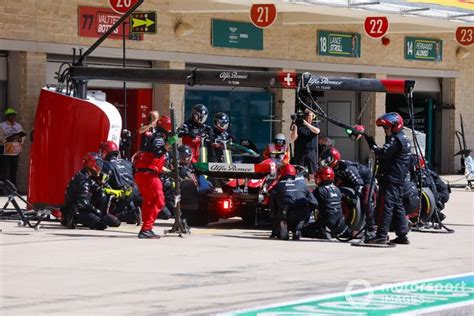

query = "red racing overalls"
[[133, 151, 166, 232]]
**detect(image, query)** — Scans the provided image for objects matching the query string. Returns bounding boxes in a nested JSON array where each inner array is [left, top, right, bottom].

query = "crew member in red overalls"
[[133, 131, 177, 239]]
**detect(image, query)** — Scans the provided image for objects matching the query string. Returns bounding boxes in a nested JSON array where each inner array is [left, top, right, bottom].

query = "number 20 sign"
[[250, 4, 277, 28], [364, 17, 389, 39]]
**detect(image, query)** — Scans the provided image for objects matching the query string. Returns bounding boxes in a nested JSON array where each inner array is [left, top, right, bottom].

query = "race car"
[[180, 159, 276, 226]]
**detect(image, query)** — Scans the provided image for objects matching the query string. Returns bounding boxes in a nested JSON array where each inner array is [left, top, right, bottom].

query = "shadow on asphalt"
[[49, 232, 136, 238], [193, 218, 272, 231], [442, 223, 473, 227], [214, 233, 341, 243]]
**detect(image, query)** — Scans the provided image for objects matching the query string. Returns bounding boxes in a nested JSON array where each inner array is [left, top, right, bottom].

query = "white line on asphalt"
[[220, 272, 474, 316]]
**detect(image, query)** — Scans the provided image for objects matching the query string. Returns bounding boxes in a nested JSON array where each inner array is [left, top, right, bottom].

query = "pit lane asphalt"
[[0, 189, 472, 315]]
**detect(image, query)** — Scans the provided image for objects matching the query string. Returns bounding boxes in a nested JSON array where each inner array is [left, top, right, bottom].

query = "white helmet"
[[274, 133, 286, 146]]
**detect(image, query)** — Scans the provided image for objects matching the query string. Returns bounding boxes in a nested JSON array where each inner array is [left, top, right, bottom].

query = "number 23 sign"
[[364, 17, 389, 39], [456, 27, 474, 46]]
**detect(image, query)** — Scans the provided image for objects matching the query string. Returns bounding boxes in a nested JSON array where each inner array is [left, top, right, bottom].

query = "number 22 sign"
[[364, 17, 389, 39]]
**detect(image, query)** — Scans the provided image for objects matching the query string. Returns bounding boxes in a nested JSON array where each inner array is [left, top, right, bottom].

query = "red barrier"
[[28, 88, 122, 207]]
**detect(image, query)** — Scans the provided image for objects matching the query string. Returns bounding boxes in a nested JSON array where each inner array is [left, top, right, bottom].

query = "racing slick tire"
[[409, 187, 436, 224], [180, 179, 209, 227], [403, 181, 420, 218], [340, 187, 365, 231]]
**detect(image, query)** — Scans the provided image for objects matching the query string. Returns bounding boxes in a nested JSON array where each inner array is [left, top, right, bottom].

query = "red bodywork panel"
[[380, 79, 406, 94], [28, 89, 122, 207]]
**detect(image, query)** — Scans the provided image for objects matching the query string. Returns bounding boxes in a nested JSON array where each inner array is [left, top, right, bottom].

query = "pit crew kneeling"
[[61, 152, 121, 230], [302, 166, 352, 241], [99, 141, 143, 224], [270, 164, 317, 240]]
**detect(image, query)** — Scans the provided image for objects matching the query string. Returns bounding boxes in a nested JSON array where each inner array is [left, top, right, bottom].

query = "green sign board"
[[212, 19, 263, 50], [227, 274, 474, 315], [405, 37, 443, 62], [318, 30, 361, 58]]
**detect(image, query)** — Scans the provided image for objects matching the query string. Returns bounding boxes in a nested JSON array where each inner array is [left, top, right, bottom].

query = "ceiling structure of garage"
[[169, 0, 474, 33]]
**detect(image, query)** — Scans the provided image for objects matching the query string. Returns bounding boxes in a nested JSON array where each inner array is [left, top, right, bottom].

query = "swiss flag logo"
[[278, 72, 297, 88]]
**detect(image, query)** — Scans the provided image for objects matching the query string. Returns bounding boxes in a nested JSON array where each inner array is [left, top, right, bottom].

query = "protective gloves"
[[167, 135, 178, 146], [104, 188, 124, 198]]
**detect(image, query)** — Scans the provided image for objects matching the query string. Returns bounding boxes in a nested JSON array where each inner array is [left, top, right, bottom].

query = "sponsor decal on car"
[[208, 163, 255, 173]]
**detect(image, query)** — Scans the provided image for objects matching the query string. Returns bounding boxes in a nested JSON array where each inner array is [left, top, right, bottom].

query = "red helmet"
[[316, 166, 335, 184], [99, 141, 119, 159], [158, 115, 172, 133], [278, 164, 296, 178], [82, 152, 103, 175], [320, 148, 341, 168], [376, 112, 404, 133]]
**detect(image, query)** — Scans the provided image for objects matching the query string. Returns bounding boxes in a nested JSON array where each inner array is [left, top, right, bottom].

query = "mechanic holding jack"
[[364, 112, 412, 245], [177, 104, 213, 163]]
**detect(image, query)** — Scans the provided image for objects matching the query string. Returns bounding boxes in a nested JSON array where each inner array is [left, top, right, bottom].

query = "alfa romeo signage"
[[208, 163, 255, 173], [405, 37, 443, 62], [318, 30, 361, 58]]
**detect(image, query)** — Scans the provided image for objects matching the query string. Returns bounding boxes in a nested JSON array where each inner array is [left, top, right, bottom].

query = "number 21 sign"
[[250, 4, 277, 28], [364, 17, 389, 39]]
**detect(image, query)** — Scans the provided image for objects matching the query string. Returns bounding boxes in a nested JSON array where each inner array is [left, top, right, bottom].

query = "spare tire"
[[409, 187, 435, 223], [403, 181, 420, 218], [340, 187, 365, 231]]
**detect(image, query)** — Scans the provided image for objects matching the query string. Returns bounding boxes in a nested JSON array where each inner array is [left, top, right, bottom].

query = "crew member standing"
[[133, 131, 177, 239], [210, 112, 233, 163], [365, 112, 411, 245], [290, 109, 320, 177], [177, 104, 212, 163], [0, 108, 25, 187]]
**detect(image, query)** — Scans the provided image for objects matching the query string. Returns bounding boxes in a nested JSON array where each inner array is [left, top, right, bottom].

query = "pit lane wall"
[[0, 0, 472, 192]]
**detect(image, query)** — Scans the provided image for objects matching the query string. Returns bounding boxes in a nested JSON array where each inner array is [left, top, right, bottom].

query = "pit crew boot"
[[279, 220, 289, 240], [390, 235, 410, 245], [138, 230, 161, 239], [363, 225, 377, 241], [364, 235, 389, 245]]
